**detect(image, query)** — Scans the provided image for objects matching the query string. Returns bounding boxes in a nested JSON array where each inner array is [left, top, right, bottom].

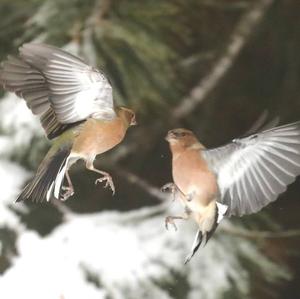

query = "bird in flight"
[[163, 121, 300, 263], [0, 43, 136, 202]]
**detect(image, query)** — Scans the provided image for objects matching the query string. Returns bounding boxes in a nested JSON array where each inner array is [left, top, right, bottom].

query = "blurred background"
[[0, 0, 299, 298]]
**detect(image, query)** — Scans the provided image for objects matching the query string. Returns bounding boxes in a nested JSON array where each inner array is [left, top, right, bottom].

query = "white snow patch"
[[0, 202, 266, 299], [0, 93, 38, 227], [0, 160, 30, 227], [0, 94, 43, 152]]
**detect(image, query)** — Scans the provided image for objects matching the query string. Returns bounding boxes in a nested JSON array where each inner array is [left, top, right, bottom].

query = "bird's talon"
[[165, 216, 178, 231], [161, 183, 179, 202], [161, 183, 175, 193], [95, 175, 115, 195], [161, 186, 168, 193], [95, 177, 104, 184], [60, 186, 74, 201]]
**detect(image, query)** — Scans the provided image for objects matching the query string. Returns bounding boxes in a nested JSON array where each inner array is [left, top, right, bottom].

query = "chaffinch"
[[0, 43, 136, 202], [163, 122, 300, 263]]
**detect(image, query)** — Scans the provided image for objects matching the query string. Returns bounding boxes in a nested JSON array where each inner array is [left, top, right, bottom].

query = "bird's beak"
[[165, 130, 174, 142], [131, 119, 137, 126]]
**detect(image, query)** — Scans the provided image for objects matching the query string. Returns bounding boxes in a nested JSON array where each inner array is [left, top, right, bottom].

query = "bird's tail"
[[184, 202, 228, 264], [16, 146, 71, 202]]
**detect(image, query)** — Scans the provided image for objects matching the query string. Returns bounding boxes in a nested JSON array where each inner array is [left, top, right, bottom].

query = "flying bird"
[[163, 121, 300, 263], [0, 43, 136, 202]]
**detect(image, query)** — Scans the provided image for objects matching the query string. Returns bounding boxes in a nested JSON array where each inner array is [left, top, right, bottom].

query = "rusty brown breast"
[[170, 143, 218, 208], [71, 116, 127, 159]]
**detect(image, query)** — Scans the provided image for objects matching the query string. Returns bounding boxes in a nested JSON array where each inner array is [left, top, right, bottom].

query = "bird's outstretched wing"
[[0, 43, 115, 138], [202, 121, 300, 216]]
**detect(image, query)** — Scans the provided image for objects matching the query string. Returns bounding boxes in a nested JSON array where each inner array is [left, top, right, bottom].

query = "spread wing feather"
[[0, 43, 115, 139], [203, 121, 300, 216]]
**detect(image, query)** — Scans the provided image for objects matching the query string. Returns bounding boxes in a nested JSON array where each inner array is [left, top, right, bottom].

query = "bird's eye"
[[174, 132, 186, 138]]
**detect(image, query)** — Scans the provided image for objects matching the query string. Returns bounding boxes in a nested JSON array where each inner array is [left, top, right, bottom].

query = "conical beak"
[[165, 130, 175, 142], [130, 118, 137, 126]]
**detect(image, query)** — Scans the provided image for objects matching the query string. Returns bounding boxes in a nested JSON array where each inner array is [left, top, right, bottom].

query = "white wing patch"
[[53, 159, 68, 199], [46, 181, 55, 202], [216, 202, 228, 223]]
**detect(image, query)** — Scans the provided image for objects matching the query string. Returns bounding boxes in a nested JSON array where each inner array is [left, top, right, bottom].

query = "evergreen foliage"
[[0, 1, 300, 298]]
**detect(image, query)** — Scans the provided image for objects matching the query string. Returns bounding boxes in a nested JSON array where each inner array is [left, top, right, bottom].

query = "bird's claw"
[[61, 186, 74, 201], [161, 183, 177, 202], [165, 216, 178, 231], [161, 182, 176, 193], [95, 174, 115, 195]]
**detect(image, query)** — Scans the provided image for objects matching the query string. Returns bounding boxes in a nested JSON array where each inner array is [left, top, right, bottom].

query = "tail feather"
[[184, 202, 228, 264], [16, 146, 71, 202], [53, 160, 69, 199], [184, 229, 203, 264], [184, 228, 217, 264]]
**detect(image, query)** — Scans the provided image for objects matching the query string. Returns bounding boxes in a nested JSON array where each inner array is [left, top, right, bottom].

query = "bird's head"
[[165, 128, 204, 150], [117, 107, 137, 127]]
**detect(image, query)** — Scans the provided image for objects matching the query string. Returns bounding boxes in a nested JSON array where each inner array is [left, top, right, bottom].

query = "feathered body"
[[164, 122, 300, 262], [165, 129, 221, 263], [71, 108, 132, 160], [0, 43, 136, 202]]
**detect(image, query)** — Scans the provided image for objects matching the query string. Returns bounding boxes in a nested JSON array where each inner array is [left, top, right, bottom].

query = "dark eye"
[[174, 132, 186, 138]]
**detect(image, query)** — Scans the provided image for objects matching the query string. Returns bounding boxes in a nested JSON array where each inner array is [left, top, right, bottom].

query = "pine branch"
[[86, 0, 111, 28], [107, 0, 275, 165], [116, 167, 168, 202], [172, 0, 274, 120], [221, 226, 300, 239], [115, 165, 300, 240]]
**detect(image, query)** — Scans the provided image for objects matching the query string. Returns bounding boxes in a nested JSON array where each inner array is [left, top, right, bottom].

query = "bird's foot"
[[95, 174, 115, 195], [61, 186, 74, 201], [165, 216, 178, 231], [161, 183, 177, 202], [161, 182, 176, 193]]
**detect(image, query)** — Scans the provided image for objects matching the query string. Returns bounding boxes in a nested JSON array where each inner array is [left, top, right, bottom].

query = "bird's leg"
[[86, 162, 115, 195], [61, 170, 74, 201], [165, 208, 191, 231], [161, 182, 184, 202]]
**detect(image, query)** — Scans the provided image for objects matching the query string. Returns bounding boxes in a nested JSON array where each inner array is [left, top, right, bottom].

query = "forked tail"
[[16, 146, 71, 202]]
